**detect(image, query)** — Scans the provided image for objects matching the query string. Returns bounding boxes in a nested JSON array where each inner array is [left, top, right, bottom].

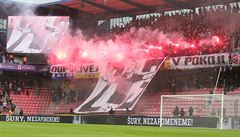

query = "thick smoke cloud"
[[2, 1, 238, 66], [205, 9, 240, 34], [48, 8, 240, 65], [48, 26, 221, 66], [0, 1, 37, 16]]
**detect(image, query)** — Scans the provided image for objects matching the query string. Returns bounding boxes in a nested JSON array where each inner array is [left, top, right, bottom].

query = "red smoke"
[[115, 52, 124, 61], [81, 51, 88, 58], [47, 28, 223, 65], [56, 51, 67, 60], [212, 35, 220, 45]]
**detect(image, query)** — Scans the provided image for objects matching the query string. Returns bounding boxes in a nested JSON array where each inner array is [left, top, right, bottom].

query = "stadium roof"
[[7, 0, 68, 5], [37, 0, 239, 18], [4, 0, 240, 19]]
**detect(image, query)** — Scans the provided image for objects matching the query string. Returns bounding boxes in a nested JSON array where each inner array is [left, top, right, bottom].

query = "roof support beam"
[[121, 0, 156, 12], [55, 4, 94, 16], [127, 0, 236, 14], [81, 0, 132, 16], [164, 0, 193, 9]]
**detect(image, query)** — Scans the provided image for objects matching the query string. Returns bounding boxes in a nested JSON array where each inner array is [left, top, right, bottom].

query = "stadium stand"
[[134, 88, 240, 116], [0, 1, 239, 118], [11, 89, 51, 115], [40, 99, 84, 115], [9, 88, 86, 115], [111, 9, 238, 57]]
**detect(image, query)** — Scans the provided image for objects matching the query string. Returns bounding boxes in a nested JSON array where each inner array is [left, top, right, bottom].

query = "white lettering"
[[5, 116, 25, 122]]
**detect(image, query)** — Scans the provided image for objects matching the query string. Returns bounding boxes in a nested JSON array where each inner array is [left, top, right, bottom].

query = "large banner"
[[1, 115, 239, 129], [162, 53, 229, 70], [74, 59, 164, 113], [0, 115, 73, 123], [7, 16, 69, 53], [126, 116, 217, 127], [50, 63, 100, 79]]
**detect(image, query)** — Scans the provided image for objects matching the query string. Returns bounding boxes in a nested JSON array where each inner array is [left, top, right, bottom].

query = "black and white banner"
[[163, 53, 229, 70], [74, 59, 164, 113], [7, 16, 69, 53], [126, 116, 218, 128], [127, 116, 193, 126], [1, 115, 73, 123]]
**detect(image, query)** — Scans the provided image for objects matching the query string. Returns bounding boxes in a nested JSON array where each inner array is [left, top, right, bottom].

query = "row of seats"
[[11, 89, 85, 115], [133, 88, 240, 116], [10, 87, 240, 116], [40, 100, 84, 115], [11, 89, 52, 115]]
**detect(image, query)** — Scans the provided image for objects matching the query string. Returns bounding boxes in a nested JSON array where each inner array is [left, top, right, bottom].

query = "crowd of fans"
[[0, 90, 16, 115], [51, 85, 78, 105], [0, 77, 40, 115], [172, 106, 195, 117], [1, 5, 240, 116], [0, 75, 88, 115], [51, 81, 90, 105], [111, 8, 240, 57]]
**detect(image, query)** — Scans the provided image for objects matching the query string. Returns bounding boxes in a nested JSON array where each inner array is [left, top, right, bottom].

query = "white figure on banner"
[[7, 17, 34, 53], [7, 16, 69, 53], [74, 59, 162, 113]]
